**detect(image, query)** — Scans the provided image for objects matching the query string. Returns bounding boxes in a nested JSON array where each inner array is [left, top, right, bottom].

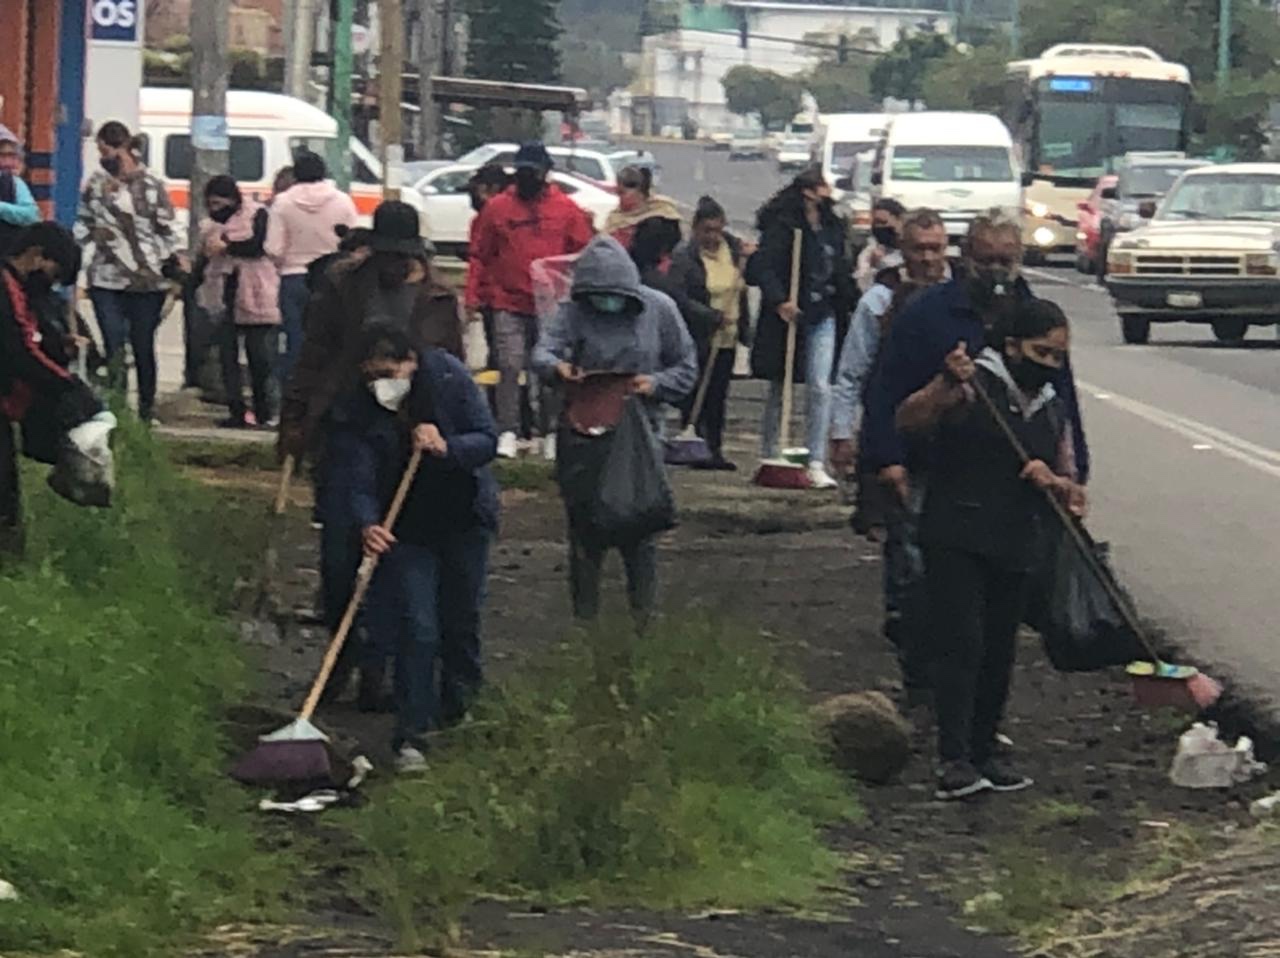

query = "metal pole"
[[285, 0, 317, 100], [379, 0, 404, 198], [1010, 0, 1020, 57], [1217, 0, 1232, 89], [188, 0, 230, 253], [416, 0, 442, 160], [333, 0, 354, 189]]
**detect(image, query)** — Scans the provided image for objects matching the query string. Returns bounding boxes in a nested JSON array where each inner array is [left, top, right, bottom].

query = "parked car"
[[776, 138, 812, 172], [609, 149, 661, 185], [1105, 163, 1280, 345], [707, 129, 734, 151], [729, 128, 766, 161], [1075, 175, 1117, 274], [1097, 154, 1211, 281], [413, 163, 616, 258], [453, 142, 621, 189]]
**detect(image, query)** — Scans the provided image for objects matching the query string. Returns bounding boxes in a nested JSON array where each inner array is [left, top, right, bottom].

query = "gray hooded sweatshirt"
[[533, 235, 697, 424]]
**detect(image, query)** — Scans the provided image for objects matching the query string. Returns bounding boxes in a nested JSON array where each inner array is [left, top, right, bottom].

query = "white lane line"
[[1024, 266, 1110, 295], [1080, 379, 1280, 480]]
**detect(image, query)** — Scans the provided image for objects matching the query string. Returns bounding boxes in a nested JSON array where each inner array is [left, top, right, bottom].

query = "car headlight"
[[1032, 226, 1056, 247], [1107, 250, 1135, 275], [1245, 252, 1279, 276], [1026, 201, 1050, 219]]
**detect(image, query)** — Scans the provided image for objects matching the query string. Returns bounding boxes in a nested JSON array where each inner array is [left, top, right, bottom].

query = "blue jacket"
[[327, 349, 500, 538], [861, 276, 1090, 483]]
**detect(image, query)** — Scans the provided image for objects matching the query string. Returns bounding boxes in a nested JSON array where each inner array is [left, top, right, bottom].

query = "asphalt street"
[[642, 138, 1280, 718]]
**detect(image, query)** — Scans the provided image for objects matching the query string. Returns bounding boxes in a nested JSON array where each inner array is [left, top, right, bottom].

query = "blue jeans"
[[278, 274, 310, 385], [89, 289, 166, 418], [760, 315, 836, 462], [372, 529, 491, 750]]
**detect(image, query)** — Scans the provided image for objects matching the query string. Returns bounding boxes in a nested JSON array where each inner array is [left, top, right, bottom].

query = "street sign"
[[90, 0, 140, 45]]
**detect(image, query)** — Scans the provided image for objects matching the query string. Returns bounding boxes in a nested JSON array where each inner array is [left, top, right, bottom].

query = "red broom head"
[[753, 461, 812, 490]]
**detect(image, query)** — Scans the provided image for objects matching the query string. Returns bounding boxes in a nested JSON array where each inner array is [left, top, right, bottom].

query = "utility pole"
[[333, 0, 355, 189], [1217, 0, 1232, 89], [188, 0, 230, 253], [379, 0, 405, 198], [415, 0, 443, 160], [285, 0, 317, 100], [1010, 0, 1020, 58]]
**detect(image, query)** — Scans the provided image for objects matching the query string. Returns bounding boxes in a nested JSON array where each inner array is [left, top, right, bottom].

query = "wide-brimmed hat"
[[513, 142, 553, 171], [368, 200, 433, 256]]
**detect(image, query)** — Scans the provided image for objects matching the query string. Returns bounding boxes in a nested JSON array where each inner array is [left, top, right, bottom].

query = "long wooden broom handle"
[[273, 455, 296, 516], [969, 376, 1162, 663], [689, 273, 748, 425], [299, 448, 424, 721], [779, 228, 803, 452]]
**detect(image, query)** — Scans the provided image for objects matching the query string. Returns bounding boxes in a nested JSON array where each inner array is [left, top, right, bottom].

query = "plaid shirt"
[[74, 169, 179, 292]]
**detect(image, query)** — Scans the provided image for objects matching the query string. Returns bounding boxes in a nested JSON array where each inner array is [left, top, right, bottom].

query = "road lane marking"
[[1081, 379, 1280, 480], [1024, 266, 1109, 294]]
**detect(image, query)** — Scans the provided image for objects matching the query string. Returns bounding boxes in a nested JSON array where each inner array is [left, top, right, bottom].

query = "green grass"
[[0, 418, 285, 955], [345, 619, 861, 949], [162, 435, 279, 472]]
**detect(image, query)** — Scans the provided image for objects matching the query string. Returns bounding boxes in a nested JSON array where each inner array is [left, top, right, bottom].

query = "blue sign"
[[1049, 77, 1094, 93], [91, 0, 139, 44]]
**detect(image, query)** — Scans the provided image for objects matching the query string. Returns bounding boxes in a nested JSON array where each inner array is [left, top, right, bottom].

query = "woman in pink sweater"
[[267, 151, 358, 382]]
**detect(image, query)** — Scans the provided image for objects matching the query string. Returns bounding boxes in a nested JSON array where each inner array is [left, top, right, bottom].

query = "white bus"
[[1004, 44, 1192, 259]]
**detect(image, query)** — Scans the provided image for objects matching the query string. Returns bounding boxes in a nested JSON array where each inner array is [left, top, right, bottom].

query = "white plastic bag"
[[1169, 722, 1266, 788], [48, 410, 116, 508], [464, 319, 489, 372]]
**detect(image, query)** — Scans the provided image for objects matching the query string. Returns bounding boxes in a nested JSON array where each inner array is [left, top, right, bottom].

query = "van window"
[[164, 134, 266, 182], [889, 145, 1013, 183], [829, 140, 878, 176], [288, 136, 334, 160]]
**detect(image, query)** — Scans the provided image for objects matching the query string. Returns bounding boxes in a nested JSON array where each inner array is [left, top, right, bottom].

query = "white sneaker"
[[395, 745, 429, 775], [542, 433, 557, 462], [497, 431, 519, 460], [807, 461, 839, 490]]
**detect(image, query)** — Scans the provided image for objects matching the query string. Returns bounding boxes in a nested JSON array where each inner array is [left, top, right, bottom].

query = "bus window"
[[164, 134, 266, 182]]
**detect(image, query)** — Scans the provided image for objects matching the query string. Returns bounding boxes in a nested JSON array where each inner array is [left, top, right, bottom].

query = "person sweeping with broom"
[[896, 298, 1085, 801]]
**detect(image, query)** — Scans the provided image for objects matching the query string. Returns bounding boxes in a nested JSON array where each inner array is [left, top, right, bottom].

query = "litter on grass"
[[1169, 722, 1266, 788], [0, 879, 18, 902]]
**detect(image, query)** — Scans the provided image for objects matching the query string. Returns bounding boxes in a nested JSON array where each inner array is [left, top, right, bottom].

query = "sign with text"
[[91, 0, 140, 45]]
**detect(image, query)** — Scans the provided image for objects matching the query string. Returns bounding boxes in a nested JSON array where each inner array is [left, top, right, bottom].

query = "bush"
[[0, 419, 283, 955], [346, 618, 860, 948]]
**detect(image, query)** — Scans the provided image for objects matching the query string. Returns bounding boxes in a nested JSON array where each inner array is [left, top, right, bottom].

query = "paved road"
[[642, 137, 1280, 718]]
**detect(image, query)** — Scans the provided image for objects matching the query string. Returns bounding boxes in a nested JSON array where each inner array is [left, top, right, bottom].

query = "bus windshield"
[[890, 145, 1013, 182]]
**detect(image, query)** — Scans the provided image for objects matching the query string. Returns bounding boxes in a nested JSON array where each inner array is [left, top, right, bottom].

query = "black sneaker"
[[935, 760, 991, 801], [980, 759, 1034, 793]]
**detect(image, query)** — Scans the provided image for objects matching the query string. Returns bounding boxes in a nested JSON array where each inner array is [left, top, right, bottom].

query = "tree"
[[560, 37, 633, 101], [803, 61, 875, 113], [870, 29, 951, 106], [722, 66, 803, 130], [920, 41, 1009, 113], [465, 0, 563, 143]]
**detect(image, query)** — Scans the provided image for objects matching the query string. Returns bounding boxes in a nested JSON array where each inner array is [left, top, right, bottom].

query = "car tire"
[[1212, 318, 1248, 344], [1121, 315, 1151, 345]]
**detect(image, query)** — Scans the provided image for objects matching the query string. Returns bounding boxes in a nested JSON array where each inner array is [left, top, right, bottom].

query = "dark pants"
[[566, 504, 658, 624], [683, 346, 735, 456], [372, 530, 490, 749], [926, 546, 1029, 767], [90, 289, 166, 419], [884, 481, 929, 695], [219, 322, 279, 421], [0, 416, 22, 559], [278, 274, 310, 385]]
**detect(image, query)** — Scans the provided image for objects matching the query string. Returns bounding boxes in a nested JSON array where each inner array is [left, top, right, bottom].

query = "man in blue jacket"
[[326, 325, 499, 773]]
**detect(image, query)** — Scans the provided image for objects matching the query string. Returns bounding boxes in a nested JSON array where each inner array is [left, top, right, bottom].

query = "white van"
[[138, 87, 426, 231], [817, 113, 888, 201], [870, 112, 1021, 243]]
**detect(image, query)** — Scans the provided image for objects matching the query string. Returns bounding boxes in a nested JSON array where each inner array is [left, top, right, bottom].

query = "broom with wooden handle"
[[754, 228, 812, 489], [231, 449, 424, 786]]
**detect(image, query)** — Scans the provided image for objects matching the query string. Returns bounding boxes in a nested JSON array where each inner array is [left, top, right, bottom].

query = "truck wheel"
[[1121, 315, 1151, 345], [1212, 318, 1248, 344]]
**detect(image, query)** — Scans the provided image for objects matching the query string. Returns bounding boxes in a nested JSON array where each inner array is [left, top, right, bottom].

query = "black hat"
[[368, 201, 433, 256]]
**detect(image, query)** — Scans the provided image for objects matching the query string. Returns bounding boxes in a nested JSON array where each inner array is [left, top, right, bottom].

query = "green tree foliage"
[[560, 36, 634, 101], [870, 29, 951, 105], [803, 61, 875, 113], [921, 40, 1010, 113], [465, 0, 563, 144], [722, 65, 804, 129]]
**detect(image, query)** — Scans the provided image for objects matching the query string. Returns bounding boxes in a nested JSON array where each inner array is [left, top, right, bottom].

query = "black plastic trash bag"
[[1027, 526, 1145, 673], [593, 397, 676, 543]]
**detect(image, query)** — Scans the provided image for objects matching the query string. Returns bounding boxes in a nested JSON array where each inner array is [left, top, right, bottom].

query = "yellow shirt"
[[701, 242, 740, 350]]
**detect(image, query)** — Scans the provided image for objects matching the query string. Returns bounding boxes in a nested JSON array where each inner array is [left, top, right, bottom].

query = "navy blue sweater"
[[860, 276, 1090, 483]]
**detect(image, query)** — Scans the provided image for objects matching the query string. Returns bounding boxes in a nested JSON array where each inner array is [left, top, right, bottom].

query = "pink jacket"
[[266, 181, 359, 276], [198, 200, 281, 326]]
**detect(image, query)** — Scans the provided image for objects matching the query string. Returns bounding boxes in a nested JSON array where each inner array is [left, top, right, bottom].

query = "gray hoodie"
[[533, 235, 697, 418]]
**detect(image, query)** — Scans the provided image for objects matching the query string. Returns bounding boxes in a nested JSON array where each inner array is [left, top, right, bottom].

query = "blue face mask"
[[589, 293, 629, 314]]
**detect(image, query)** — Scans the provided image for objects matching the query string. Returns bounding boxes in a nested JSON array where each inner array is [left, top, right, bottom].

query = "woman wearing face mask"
[[854, 198, 906, 293], [197, 175, 282, 429], [896, 298, 1085, 802], [748, 166, 856, 490], [74, 121, 179, 424], [326, 325, 498, 773], [0, 125, 40, 256], [603, 165, 681, 250]]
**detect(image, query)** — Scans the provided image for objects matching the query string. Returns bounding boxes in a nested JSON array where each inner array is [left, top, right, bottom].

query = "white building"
[[633, 0, 954, 134]]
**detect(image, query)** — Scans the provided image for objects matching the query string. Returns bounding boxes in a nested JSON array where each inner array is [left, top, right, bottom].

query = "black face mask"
[[871, 225, 897, 249], [968, 265, 1016, 308], [515, 169, 544, 201], [1009, 355, 1057, 393], [100, 155, 123, 178], [209, 204, 239, 224]]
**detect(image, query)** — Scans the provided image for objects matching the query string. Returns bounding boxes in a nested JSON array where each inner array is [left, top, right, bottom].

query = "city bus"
[[1004, 44, 1192, 260]]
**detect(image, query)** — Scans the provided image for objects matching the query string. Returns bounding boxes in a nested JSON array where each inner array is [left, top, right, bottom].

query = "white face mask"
[[370, 377, 411, 411]]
